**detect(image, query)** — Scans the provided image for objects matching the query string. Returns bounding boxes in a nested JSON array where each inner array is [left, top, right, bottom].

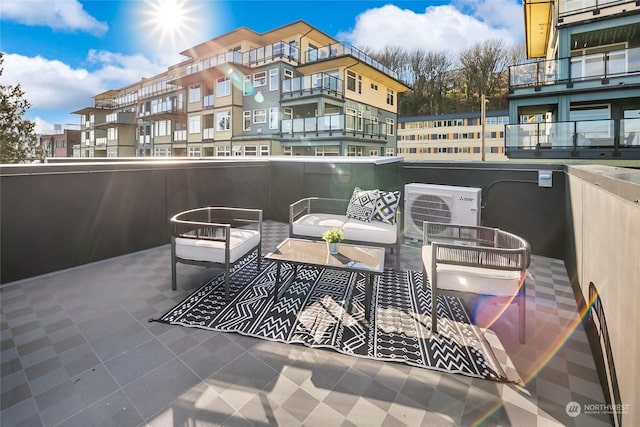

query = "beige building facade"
[[397, 111, 509, 161], [72, 21, 409, 158]]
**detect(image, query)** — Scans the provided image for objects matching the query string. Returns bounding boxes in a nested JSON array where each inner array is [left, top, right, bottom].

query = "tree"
[[0, 53, 42, 163]]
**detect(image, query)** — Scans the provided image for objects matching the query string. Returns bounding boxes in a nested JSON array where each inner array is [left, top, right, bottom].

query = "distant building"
[[507, 0, 640, 159], [39, 127, 80, 158], [72, 20, 409, 158], [397, 111, 509, 161]]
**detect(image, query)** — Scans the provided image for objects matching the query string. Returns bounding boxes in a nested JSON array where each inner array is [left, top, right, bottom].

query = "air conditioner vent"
[[404, 183, 481, 240]]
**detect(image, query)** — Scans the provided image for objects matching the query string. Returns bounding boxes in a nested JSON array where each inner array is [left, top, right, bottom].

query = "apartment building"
[[72, 21, 409, 158], [39, 127, 80, 158], [506, 0, 640, 159], [397, 111, 509, 161]]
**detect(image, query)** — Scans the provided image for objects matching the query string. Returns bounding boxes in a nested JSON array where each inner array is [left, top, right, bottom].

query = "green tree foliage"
[[0, 53, 42, 164]]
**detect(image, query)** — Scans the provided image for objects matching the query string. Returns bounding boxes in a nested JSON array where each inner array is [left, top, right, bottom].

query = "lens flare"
[[140, 0, 198, 50]]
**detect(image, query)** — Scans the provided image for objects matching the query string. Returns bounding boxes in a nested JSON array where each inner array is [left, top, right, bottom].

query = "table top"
[[265, 238, 385, 274]]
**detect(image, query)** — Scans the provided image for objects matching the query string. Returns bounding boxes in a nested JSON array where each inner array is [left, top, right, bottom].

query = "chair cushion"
[[345, 187, 379, 222], [373, 190, 401, 224], [176, 229, 260, 264], [422, 245, 523, 296], [343, 218, 397, 244], [291, 213, 347, 238]]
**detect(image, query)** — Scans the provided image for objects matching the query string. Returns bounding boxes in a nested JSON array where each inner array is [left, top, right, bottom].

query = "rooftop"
[[1, 221, 609, 427], [1, 158, 638, 426]]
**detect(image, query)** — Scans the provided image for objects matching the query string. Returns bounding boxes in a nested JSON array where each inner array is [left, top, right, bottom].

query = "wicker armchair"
[[171, 207, 262, 300], [422, 222, 531, 343]]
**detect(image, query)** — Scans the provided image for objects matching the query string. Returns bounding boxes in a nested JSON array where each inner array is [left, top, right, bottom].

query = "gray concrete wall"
[[566, 165, 640, 426]]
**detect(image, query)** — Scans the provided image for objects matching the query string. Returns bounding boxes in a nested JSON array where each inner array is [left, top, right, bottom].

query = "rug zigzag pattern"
[[157, 255, 510, 382]]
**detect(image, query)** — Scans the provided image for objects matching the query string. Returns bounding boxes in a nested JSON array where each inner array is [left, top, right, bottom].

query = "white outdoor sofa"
[[289, 197, 402, 269], [171, 207, 262, 300], [422, 221, 531, 343]]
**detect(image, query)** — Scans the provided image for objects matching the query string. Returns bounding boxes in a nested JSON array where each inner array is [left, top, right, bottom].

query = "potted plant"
[[322, 228, 344, 255]]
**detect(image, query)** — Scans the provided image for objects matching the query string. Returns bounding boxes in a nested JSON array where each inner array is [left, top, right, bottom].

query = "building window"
[[386, 89, 394, 106], [284, 69, 294, 79], [371, 83, 378, 91], [315, 146, 340, 156], [188, 146, 201, 157], [260, 145, 269, 156], [243, 111, 251, 131], [269, 68, 278, 91], [216, 146, 230, 156], [188, 115, 201, 134], [155, 147, 170, 156], [386, 118, 395, 135], [268, 107, 278, 129], [346, 70, 356, 92], [346, 108, 356, 130], [253, 109, 266, 124], [216, 111, 230, 131], [283, 107, 293, 120], [243, 76, 253, 96], [283, 146, 292, 156], [217, 78, 231, 97], [107, 127, 118, 140], [347, 146, 363, 156], [369, 149, 379, 156], [253, 71, 267, 87], [244, 145, 257, 156], [386, 148, 394, 156], [188, 85, 200, 103]]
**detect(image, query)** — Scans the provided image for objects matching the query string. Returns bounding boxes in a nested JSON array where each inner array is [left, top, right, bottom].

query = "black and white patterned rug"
[[154, 255, 512, 382]]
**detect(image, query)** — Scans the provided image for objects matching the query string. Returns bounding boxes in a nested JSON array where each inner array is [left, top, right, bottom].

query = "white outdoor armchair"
[[171, 207, 262, 300], [422, 221, 531, 343]]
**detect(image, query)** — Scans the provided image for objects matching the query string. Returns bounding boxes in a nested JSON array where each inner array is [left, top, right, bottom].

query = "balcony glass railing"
[[203, 95, 214, 109], [202, 128, 214, 140], [150, 101, 184, 115], [303, 43, 399, 79], [510, 47, 640, 88], [96, 137, 107, 146], [185, 51, 244, 75], [243, 41, 299, 66], [282, 114, 388, 138], [173, 130, 187, 142], [560, 0, 626, 15], [282, 73, 342, 96], [505, 117, 640, 149]]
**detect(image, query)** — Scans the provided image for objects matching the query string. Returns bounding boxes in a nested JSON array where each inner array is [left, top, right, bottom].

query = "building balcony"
[[173, 129, 187, 142], [302, 43, 399, 80], [509, 46, 640, 92], [281, 73, 343, 100], [505, 117, 640, 158], [281, 115, 389, 140], [1, 159, 638, 426]]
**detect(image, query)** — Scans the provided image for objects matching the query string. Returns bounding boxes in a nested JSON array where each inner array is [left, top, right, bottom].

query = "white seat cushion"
[[422, 245, 523, 296], [176, 229, 260, 264], [292, 214, 348, 238], [342, 218, 397, 244]]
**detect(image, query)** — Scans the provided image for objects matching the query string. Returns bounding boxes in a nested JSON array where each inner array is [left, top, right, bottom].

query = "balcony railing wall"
[[505, 117, 640, 150], [281, 115, 388, 139], [281, 73, 343, 98], [509, 46, 640, 88]]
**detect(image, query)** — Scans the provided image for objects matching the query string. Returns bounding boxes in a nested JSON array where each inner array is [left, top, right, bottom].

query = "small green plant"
[[322, 228, 344, 243]]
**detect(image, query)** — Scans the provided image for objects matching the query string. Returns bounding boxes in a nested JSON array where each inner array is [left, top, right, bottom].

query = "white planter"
[[327, 242, 340, 255]]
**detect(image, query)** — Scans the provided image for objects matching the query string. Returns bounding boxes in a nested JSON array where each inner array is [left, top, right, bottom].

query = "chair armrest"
[[423, 221, 497, 246], [431, 242, 529, 271], [172, 207, 262, 241]]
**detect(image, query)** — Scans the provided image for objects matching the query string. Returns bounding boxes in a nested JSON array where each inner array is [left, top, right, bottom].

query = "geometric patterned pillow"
[[373, 190, 401, 224], [345, 187, 380, 222]]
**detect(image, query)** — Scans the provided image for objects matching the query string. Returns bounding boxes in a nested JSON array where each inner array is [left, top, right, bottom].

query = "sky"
[[1, 0, 524, 133]]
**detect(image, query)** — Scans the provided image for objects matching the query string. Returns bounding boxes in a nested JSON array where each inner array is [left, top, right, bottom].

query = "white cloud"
[[2, 52, 167, 131], [338, 1, 523, 54], [1, 0, 108, 36]]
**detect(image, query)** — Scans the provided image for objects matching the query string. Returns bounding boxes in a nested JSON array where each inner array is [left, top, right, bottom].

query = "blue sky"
[[1, 0, 523, 133]]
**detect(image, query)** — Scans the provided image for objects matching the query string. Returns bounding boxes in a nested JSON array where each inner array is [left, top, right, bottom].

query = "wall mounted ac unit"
[[404, 183, 482, 240]]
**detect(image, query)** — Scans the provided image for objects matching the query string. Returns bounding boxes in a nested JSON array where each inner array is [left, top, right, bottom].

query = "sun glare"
[[141, 0, 197, 48]]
